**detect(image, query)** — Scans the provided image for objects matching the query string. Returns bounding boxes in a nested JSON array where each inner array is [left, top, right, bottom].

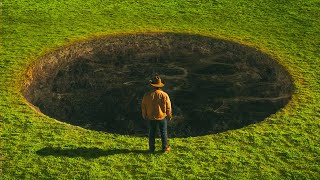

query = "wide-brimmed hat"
[[150, 76, 165, 87]]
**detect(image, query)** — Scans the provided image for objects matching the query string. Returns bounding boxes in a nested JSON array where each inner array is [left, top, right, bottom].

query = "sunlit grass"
[[1, 0, 319, 179]]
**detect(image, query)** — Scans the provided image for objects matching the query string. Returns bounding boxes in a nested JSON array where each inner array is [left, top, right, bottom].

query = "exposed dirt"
[[22, 33, 294, 137]]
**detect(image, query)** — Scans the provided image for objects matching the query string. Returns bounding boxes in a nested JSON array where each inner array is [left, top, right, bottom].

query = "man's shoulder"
[[144, 90, 155, 96], [161, 90, 168, 95], [157, 90, 169, 97], [145, 89, 169, 97], [143, 91, 151, 96]]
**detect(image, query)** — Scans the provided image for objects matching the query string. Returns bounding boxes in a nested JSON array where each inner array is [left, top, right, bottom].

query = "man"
[[141, 76, 172, 153]]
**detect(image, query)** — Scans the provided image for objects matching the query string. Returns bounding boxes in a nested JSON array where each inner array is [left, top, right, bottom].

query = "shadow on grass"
[[36, 147, 157, 158]]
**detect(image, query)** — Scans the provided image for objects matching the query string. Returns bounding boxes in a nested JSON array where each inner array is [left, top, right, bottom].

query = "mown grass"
[[1, 0, 320, 179]]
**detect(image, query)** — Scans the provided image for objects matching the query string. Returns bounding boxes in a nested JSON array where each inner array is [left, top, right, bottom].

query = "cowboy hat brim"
[[150, 82, 165, 87]]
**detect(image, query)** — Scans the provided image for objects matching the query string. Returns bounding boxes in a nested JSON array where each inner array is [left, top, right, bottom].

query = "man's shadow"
[[36, 147, 162, 158]]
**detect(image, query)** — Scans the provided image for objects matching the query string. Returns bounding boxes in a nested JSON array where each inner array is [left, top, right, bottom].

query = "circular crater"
[[22, 33, 294, 137]]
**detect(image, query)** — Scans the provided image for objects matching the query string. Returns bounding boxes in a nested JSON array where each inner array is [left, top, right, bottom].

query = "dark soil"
[[22, 33, 294, 137]]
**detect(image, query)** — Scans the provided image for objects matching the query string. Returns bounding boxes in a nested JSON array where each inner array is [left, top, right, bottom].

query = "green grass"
[[1, 0, 320, 179]]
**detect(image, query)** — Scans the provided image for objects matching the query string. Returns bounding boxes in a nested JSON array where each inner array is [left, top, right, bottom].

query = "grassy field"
[[1, 0, 320, 179]]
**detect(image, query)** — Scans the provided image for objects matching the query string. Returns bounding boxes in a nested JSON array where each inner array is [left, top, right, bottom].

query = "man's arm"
[[166, 95, 172, 120]]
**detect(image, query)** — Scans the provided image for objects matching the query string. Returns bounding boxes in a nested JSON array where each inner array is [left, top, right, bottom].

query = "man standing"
[[141, 76, 172, 153]]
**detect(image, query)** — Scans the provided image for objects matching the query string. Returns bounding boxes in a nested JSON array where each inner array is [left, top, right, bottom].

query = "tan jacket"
[[141, 89, 172, 120]]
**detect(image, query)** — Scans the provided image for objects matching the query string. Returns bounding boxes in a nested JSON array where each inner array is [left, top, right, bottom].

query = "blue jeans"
[[149, 118, 168, 151]]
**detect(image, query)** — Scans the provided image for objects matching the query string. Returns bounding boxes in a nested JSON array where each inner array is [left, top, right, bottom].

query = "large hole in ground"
[[23, 33, 294, 137]]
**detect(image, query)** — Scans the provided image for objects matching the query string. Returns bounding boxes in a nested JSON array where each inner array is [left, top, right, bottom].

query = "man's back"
[[141, 89, 172, 120]]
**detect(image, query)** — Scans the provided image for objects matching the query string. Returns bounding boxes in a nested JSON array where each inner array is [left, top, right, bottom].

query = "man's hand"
[[168, 116, 172, 121]]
